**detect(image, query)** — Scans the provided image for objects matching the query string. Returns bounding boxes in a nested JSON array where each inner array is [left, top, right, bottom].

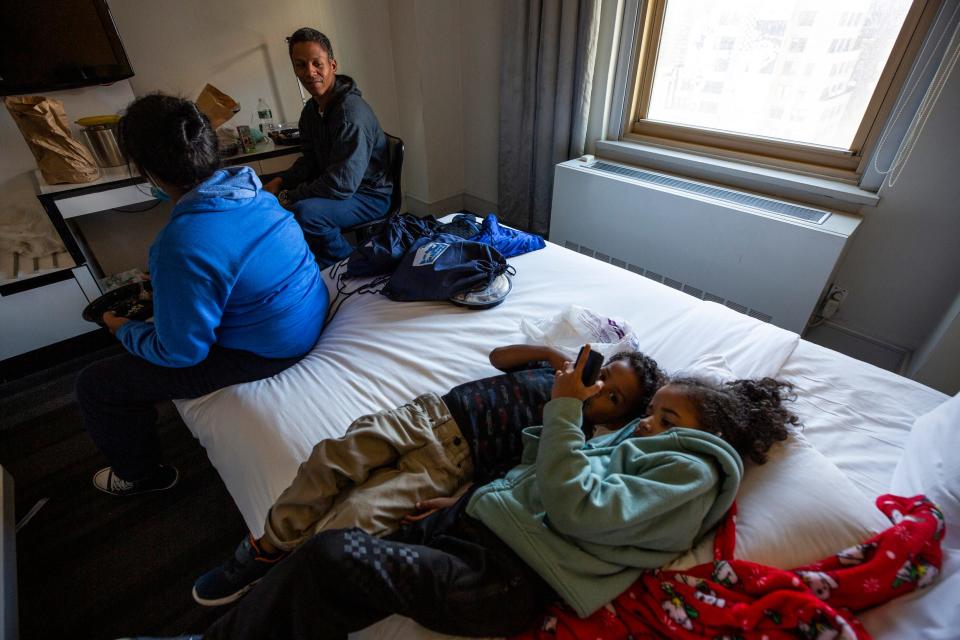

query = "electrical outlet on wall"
[[821, 284, 848, 319]]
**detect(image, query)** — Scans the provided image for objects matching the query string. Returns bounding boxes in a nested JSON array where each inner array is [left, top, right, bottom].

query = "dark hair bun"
[[119, 93, 220, 191]]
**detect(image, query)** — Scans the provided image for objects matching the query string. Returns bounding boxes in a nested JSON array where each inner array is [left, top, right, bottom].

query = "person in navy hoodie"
[[263, 28, 393, 267], [76, 94, 328, 497]]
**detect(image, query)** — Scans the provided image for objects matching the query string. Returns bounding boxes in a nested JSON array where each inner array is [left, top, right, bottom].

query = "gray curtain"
[[498, 0, 601, 236]]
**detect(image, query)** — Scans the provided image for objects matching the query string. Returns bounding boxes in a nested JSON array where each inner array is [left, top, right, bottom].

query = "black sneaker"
[[192, 534, 287, 607], [92, 465, 179, 497]]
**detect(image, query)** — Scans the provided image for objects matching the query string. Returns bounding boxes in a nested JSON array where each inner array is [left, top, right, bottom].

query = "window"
[[627, 0, 938, 180]]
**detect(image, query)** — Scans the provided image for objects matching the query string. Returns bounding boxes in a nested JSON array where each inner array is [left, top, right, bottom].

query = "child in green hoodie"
[[183, 347, 799, 640]]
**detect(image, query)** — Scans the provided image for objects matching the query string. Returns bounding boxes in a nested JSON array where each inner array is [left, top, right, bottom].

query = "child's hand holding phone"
[[551, 344, 604, 402]]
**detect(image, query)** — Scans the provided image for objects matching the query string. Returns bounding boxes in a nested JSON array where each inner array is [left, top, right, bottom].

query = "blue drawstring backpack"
[[382, 234, 510, 302], [346, 213, 441, 278]]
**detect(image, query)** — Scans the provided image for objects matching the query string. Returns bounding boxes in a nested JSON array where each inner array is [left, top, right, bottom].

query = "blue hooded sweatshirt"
[[117, 167, 328, 367]]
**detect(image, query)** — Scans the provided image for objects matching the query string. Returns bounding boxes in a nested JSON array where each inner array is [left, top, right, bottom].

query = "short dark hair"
[[118, 93, 219, 191], [670, 377, 798, 464], [287, 27, 334, 59]]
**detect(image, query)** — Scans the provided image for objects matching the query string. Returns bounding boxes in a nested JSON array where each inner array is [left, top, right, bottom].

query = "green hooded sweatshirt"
[[466, 397, 743, 618]]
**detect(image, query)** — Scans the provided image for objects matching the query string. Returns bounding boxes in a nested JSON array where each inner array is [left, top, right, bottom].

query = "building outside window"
[[626, 0, 937, 180]]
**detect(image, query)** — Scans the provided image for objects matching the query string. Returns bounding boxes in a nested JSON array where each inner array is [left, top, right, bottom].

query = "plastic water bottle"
[[256, 98, 277, 133]]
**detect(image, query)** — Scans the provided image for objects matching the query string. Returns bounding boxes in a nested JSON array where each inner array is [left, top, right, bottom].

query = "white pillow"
[[890, 392, 960, 550], [672, 352, 737, 385], [667, 431, 890, 570]]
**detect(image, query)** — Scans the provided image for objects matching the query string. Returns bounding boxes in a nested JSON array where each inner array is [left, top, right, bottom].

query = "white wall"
[[106, 0, 401, 136], [2, 2, 504, 237], [108, 0, 493, 214], [387, 0, 466, 211], [460, 0, 503, 209], [911, 288, 960, 394], [826, 63, 960, 353]]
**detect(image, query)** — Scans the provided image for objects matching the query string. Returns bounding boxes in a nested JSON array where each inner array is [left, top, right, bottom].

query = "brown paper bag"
[[4, 96, 101, 184], [195, 84, 240, 129]]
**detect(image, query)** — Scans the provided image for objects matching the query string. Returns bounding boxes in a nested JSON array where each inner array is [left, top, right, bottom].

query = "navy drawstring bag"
[[346, 213, 441, 278], [382, 234, 510, 302]]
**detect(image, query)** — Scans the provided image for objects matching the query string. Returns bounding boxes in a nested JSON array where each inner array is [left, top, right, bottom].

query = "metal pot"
[[80, 123, 125, 168]]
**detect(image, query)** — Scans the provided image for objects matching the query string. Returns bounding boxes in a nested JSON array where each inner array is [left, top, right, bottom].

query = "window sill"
[[594, 139, 880, 211]]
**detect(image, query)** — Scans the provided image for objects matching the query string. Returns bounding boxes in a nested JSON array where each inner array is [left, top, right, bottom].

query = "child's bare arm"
[[489, 344, 567, 372]]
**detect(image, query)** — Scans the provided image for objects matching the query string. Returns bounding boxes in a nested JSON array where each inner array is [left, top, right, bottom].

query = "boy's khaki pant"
[[263, 393, 474, 550]]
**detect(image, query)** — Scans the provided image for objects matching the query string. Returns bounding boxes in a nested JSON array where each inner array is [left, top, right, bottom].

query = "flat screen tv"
[[0, 0, 134, 96]]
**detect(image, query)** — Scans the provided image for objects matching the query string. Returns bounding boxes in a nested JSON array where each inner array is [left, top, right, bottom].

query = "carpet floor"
[[0, 345, 247, 639]]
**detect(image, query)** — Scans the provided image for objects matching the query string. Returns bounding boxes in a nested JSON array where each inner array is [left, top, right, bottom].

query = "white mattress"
[[176, 234, 951, 640], [177, 241, 800, 536]]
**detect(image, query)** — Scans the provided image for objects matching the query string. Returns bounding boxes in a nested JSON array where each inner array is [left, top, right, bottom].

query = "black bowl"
[[269, 128, 301, 145], [82, 281, 154, 328]]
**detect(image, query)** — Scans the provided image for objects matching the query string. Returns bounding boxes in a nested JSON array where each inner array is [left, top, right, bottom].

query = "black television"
[[0, 0, 134, 96]]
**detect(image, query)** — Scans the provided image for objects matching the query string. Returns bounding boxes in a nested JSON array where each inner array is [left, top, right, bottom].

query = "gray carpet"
[[0, 346, 247, 639]]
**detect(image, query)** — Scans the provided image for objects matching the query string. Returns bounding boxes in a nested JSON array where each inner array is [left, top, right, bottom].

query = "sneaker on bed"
[[192, 534, 287, 607]]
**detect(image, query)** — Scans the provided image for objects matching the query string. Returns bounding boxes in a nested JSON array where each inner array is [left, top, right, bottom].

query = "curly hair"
[[669, 377, 798, 464], [607, 351, 667, 416]]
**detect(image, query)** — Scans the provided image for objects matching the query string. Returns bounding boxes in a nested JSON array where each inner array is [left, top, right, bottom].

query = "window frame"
[[625, 0, 942, 182]]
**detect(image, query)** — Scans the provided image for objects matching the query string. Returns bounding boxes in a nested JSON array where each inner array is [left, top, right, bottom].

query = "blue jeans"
[[292, 191, 391, 268]]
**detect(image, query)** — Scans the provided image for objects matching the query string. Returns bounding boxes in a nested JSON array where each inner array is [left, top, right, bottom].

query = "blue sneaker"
[[192, 534, 286, 606]]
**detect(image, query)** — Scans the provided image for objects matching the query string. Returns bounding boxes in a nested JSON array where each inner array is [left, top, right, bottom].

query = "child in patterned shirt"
[[192, 343, 665, 606]]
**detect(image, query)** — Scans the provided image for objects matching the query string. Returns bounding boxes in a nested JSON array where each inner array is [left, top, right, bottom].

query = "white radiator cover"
[[549, 158, 862, 334]]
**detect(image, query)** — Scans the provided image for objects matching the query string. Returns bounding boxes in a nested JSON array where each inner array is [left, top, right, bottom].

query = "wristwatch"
[[278, 189, 291, 207]]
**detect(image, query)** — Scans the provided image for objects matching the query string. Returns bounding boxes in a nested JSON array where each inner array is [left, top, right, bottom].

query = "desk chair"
[[344, 133, 404, 243]]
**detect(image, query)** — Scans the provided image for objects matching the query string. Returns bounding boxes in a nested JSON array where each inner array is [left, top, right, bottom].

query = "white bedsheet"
[[778, 340, 947, 497], [177, 241, 799, 536], [175, 235, 952, 640]]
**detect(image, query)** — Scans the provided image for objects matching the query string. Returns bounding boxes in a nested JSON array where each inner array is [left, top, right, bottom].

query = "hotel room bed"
[[176, 230, 957, 639]]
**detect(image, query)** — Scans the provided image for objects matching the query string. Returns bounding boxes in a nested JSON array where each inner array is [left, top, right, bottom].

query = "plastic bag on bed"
[[521, 304, 641, 360], [382, 234, 509, 302], [346, 213, 441, 278]]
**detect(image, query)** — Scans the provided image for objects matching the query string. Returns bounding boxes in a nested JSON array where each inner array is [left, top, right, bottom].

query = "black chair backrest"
[[384, 133, 404, 217]]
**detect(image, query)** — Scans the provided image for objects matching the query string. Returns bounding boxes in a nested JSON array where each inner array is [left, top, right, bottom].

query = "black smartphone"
[[577, 346, 604, 386]]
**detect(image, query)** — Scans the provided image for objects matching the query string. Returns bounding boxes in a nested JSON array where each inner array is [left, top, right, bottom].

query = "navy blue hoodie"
[[280, 75, 392, 203], [117, 167, 328, 367]]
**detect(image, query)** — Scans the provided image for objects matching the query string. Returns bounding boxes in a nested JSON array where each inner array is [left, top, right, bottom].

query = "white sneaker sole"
[[191, 580, 260, 607]]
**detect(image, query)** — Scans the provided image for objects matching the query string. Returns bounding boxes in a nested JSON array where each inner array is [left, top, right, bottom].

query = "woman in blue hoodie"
[[76, 94, 328, 497]]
